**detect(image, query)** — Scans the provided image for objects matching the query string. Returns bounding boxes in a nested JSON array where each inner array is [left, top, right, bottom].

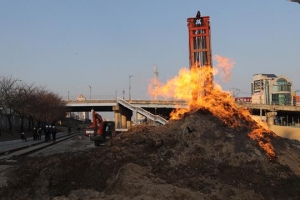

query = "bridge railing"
[[117, 98, 168, 125]]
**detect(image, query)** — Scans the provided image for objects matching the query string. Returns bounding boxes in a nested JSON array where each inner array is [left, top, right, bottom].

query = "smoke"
[[214, 55, 235, 82]]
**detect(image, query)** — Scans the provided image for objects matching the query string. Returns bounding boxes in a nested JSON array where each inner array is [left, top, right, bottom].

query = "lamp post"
[[129, 75, 133, 100], [89, 85, 91, 100], [230, 87, 240, 98], [295, 90, 300, 106], [68, 91, 69, 101]]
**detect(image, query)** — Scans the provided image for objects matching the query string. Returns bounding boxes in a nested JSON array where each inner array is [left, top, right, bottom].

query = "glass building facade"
[[251, 74, 293, 106]]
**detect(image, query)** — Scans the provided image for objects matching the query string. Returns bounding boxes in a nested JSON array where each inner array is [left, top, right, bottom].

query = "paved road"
[[0, 132, 70, 154]]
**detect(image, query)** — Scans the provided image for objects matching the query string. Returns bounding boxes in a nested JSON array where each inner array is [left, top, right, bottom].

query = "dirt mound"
[[1, 109, 300, 200]]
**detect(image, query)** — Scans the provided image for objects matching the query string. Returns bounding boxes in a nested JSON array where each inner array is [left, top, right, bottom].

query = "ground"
[[0, 126, 68, 142], [1, 109, 300, 200]]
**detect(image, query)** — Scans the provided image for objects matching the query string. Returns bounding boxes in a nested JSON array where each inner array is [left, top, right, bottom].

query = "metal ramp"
[[117, 98, 168, 125]]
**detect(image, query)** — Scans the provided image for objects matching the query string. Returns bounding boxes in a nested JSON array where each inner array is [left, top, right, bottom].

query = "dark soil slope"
[[1, 109, 300, 200]]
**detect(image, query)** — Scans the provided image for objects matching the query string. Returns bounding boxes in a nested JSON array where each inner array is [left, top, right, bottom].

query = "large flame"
[[148, 55, 276, 159]]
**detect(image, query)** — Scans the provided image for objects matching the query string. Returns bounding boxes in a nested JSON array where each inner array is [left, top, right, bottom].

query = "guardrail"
[[117, 98, 168, 125]]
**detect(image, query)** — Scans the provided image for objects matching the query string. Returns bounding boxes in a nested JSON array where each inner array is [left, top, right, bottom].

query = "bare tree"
[[0, 75, 68, 133], [12, 83, 37, 133], [41, 91, 67, 125], [0, 76, 21, 132], [28, 89, 67, 127]]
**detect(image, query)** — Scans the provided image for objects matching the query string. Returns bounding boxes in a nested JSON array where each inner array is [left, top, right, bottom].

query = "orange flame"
[[148, 55, 277, 159], [214, 55, 235, 82], [248, 128, 276, 160]]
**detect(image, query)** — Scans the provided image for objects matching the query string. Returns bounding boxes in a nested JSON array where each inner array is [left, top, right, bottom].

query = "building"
[[251, 74, 293, 106], [77, 94, 86, 101], [77, 94, 89, 121]]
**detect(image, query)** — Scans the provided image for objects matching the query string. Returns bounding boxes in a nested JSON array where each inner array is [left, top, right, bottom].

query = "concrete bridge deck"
[[64, 99, 300, 141]]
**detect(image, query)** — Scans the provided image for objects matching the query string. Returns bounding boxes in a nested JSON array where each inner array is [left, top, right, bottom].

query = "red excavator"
[[87, 109, 115, 146]]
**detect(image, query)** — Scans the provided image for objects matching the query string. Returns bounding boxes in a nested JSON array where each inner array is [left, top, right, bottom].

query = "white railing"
[[117, 98, 168, 125]]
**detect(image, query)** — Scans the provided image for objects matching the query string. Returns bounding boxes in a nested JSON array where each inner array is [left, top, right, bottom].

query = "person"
[[32, 127, 37, 141], [48, 125, 52, 140], [51, 126, 57, 142], [21, 132, 27, 142], [68, 126, 71, 134], [44, 125, 50, 142], [37, 128, 42, 140]]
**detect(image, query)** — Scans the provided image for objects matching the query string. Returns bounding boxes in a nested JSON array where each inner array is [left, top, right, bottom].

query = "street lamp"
[[295, 90, 300, 106], [230, 87, 240, 98], [129, 75, 133, 100], [89, 85, 91, 100]]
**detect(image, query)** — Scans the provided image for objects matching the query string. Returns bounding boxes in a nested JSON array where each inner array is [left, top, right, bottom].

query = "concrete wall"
[[269, 125, 300, 141]]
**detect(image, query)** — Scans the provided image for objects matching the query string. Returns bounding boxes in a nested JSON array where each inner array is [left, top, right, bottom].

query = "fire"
[[148, 55, 277, 159], [214, 55, 235, 82], [248, 128, 277, 160]]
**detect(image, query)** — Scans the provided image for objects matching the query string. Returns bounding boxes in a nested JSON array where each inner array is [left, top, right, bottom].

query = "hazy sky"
[[1, 0, 299, 101]]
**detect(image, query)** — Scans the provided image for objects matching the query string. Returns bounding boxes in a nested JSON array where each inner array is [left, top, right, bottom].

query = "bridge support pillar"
[[121, 114, 127, 128], [134, 109, 138, 124], [113, 104, 133, 129], [114, 112, 121, 129], [266, 111, 277, 126]]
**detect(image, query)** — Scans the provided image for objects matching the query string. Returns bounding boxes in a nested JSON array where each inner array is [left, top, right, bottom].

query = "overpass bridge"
[[236, 102, 300, 126], [64, 98, 300, 130], [64, 98, 183, 130]]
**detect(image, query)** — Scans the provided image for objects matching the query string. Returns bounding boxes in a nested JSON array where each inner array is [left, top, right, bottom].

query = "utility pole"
[[154, 65, 159, 100], [89, 85, 91, 100], [230, 87, 240, 98], [260, 94, 262, 122], [295, 90, 300, 106], [129, 75, 133, 100]]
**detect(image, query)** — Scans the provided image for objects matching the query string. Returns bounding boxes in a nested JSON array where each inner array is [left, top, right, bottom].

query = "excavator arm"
[[93, 111, 104, 136], [89, 109, 106, 146]]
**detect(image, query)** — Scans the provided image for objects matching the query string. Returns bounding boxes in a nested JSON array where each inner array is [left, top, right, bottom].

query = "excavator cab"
[[90, 121, 115, 146], [103, 121, 116, 138], [88, 110, 116, 146]]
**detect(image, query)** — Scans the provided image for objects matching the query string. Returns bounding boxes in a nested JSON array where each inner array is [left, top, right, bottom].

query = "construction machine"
[[87, 109, 115, 146]]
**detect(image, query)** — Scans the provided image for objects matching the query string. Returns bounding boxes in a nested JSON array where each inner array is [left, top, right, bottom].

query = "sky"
[[1, 0, 299, 102]]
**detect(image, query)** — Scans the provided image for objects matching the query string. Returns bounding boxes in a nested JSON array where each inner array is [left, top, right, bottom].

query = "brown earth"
[[1, 108, 300, 200]]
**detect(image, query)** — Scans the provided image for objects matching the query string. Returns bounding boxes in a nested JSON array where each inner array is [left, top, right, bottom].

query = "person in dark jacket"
[[21, 132, 27, 141], [32, 127, 37, 141], [37, 128, 42, 140], [44, 125, 50, 142], [51, 126, 57, 142]]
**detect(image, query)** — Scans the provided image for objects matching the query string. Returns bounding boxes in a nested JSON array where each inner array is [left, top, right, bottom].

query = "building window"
[[273, 78, 291, 92], [272, 93, 291, 105]]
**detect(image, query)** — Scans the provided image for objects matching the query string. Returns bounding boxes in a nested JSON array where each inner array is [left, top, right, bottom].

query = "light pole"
[[230, 87, 240, 98], [129, 75, 133, 100], [295, 90, 300, 106], [68, 91, 69, 101], [89, 85, 91, 100]]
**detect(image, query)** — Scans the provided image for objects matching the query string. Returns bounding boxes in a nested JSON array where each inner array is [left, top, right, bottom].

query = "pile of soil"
[[1, 108, 300, 200]]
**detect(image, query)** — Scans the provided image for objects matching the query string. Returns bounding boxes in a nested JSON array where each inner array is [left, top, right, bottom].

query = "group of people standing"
[[32, 127, 42, 141], [44, 125, 57, 142], [21, 125, 57, 142]]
